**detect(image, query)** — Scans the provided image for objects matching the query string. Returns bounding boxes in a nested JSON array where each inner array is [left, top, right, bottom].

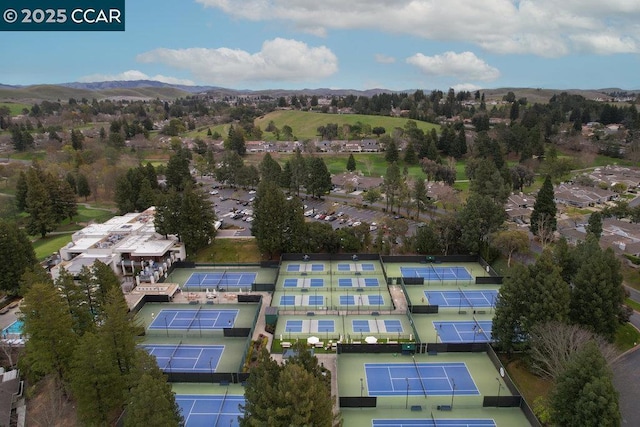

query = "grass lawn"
[[615, 322, 640, 351], [32, 233, 73, 260], [0, 102, 31, 116], [254, 110, 439, 141], [622, 264, 640, 290], [500, 354, 552, 405], [6, 151, 46, 161], [625, 298, 640, 312], [194, 238, 261, 263]]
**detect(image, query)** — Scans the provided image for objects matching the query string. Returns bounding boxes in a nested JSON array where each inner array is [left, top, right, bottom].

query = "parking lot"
[[200, 178, 419, 238]]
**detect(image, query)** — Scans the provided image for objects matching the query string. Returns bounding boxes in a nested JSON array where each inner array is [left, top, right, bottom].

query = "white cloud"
[[196, 0, 640, 56], [136, 38, 338, 85], [374, 54, 396, 64], [452, 83, 483, 92], [406, 51, 500, 81], [79, 70, 195, 85]]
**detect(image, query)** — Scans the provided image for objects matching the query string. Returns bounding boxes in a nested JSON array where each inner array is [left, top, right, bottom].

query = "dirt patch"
[[24, 376, 78, 427]]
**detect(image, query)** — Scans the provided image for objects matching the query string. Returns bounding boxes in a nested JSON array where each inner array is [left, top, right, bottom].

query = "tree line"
[[20, 262, 182, 426]]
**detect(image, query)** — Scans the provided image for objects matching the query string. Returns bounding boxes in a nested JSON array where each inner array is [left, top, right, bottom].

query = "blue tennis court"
[[434, 320, 493, 343], [318, 319, 335, 332], [184, 272, 256, 288], [337, 263, 376, 271], [425, 290, 498, 308], [149, 309, 238, 330], [373, 419, 496, 427], [284, 319, 335, 333], [285, 320, 303, 332], [287, 263, 325, 272], [365, 362, 479, 396], [401, 266, 472, 281], [283, 278, 324, 288], [340, 295, 385, 306], [279, 295, 325, 306], [338, 278, 380, 287], [177, 394, 244, 427], [352, 319, 403, 333], [142, 344, 224, 372]]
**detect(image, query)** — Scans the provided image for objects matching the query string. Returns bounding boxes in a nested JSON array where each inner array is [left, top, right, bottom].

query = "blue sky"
[[3, 0, 640, 90]]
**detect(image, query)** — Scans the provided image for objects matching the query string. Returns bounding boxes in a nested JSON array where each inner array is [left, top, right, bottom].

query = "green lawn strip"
[[194, 238, 262, 263], [499, 353, 552, 405], [625, 297, 640, 313], [0, 102, 31, 116], [32, 233, 73, 260], [254, 110, 439, 141], [614, 322, 640, 351]]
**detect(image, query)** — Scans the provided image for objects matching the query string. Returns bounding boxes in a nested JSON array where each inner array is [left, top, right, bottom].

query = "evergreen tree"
[[165, 148, 193, 191], [289, 149, 307, 196], [530, 175, 557, 236], [492, 264, 530, 352], [178, 184, 217, 256], [569, 238, 625, 341], [450, 128, 467, 159], [240, 344, 335, 427], [0, 219, 37, 295], [403, 141, 418, 164], [413, 178, 429, 220], [305, 157, 332, 198], [550, 342, 620, 427], [216, 150, 244, 187], [586, 211, 603, 239], [25, 168, 56, 238], [125, 370, 183, 427], [224, 125, 247, 156], [527, 250, 570, 324], [57, 268, 96, 336], [70, 332, 126, 426], [384, 138, 399, 163], [457, 193, 505, 254], [259, 152, 282, 184], [346, 153, 356, 172], [21, 282, 77, 383], [76, 173, 91, 201], [70, 129, 84, 150], [15, 170, 28, 211]]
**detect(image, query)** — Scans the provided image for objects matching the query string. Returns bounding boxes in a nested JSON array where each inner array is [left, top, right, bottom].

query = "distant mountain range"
[[0, 80, 636, 102]]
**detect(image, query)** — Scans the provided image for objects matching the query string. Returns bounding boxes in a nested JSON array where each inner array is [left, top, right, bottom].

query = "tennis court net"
[[412, 356, 428, 399], [165, 340, 182, 371], [213, 389, 228, 427], [188, 305, 202, 331], [473, 315, 491, 341], [458, 287, 473, 310]]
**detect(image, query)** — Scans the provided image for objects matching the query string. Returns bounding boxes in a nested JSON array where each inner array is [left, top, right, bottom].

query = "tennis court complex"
[[142, 344, 224, 373], [365, 362, 478, 397], [401, 266, 473, 281], [425, 290, 498, 308], [434, 320, 493, 343], [184, 272, 256, 289], [148, 309, 238, 330], [177, 394, 244, 427], [372, 419, 496, 427]]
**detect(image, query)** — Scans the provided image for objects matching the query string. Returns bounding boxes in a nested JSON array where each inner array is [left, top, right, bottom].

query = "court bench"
[[281, 342, 292, 349]]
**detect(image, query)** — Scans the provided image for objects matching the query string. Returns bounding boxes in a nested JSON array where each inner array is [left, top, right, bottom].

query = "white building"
[[50, 207, 186, 283]]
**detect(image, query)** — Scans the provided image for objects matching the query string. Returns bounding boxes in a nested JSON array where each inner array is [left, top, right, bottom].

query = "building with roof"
[[50, 207, 185, 282]]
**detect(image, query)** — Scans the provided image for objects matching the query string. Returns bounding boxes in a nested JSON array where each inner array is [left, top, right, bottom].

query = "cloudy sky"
[[3, 0, 640, 90]]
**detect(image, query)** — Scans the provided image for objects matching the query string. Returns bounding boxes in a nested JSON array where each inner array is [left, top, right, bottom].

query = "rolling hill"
[[255, 110, 439, 141]]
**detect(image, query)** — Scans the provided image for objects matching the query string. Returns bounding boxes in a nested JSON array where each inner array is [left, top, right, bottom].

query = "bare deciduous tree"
[[528, 321, 620, 380]]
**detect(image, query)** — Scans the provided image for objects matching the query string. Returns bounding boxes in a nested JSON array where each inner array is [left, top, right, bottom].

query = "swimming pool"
[[2, 320, 23, 336]]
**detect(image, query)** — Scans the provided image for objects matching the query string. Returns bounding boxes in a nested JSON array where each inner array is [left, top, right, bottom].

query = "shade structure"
[[307, 336, 320, 345], [364, 336, 378, 344]]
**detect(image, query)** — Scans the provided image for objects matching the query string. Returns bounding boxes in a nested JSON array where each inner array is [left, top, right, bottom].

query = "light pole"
[[209, 357, 214, 382], [496, 377, 502, 407], [405, 378, 410, 409], [360, 378, 364, 397], [450, 378, 456, 409]]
